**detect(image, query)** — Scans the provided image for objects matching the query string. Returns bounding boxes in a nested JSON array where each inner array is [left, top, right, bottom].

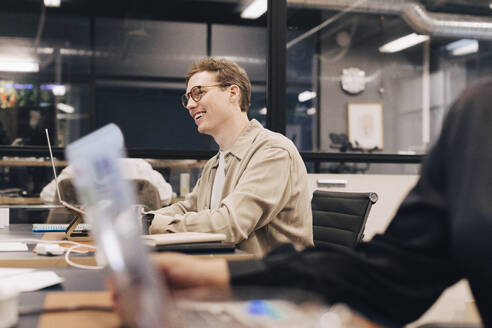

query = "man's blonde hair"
[[186, 57, 251, 112]]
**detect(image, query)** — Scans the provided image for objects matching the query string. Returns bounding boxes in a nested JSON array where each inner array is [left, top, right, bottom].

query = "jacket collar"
[[211, 119, 263, 168]]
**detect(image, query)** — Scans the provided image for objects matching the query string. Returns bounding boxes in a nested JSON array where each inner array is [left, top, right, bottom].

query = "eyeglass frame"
[[181, 83, 230, 108]]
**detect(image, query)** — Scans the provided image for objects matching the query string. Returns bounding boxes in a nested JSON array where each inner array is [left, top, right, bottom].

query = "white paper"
[[0, 271, 64, 292], [0, 242, 28, 252], [0, 268, 35, 278], [0, 208, 8, 228], [141, 232, 226, 246]]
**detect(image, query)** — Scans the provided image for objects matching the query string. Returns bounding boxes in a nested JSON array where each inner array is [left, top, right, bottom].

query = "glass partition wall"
[[0, 0, 268, 202], [2, 0, 492, 201], [0, 1, 268, 150], [286, 0, 492, 173]]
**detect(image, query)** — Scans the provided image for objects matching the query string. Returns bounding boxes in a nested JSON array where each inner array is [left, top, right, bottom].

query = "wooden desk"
[[0, 224, 254, 268], [0, 225, 94, 268], [16, 269, 381, 328], [18, 268, 106, 328], [146, 159, 207, 170], [0, 158, 67, 167], [0, 158, 206, 170], [0, 197, 44, 205]]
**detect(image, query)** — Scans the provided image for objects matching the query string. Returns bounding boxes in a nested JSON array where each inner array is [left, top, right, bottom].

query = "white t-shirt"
[[40, 158, 173, 205], [210, 151, 227, 210]]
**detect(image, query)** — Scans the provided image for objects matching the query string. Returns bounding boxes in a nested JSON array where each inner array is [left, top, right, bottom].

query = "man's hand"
[[151, 253, 231, 293]]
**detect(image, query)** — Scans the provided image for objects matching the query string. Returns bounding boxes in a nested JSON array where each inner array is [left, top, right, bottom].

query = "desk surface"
[[0, 224, 254, 268], [0, 197, 44, 205], [18, 268, 106, 328], [17, 269, 381, 328], [0, 158, 67, 167], [0, 158, 206, 169]]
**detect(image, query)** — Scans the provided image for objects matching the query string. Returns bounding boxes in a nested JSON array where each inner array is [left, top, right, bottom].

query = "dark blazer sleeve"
[[227, 86, 481, 325]]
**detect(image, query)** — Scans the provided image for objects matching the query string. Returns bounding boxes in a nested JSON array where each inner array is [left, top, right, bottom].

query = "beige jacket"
[[149, 119, 313, 256]]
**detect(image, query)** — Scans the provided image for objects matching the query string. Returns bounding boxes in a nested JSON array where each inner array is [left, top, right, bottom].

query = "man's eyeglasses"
[[181, 83, 229, 108]]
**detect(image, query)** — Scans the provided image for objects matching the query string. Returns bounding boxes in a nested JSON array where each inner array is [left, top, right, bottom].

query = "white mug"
[[180, 173, 190, 197], [0, 284, 18, 328]]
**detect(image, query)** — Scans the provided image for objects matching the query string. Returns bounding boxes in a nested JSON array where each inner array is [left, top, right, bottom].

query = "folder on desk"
[[141, 232, 226, 246], [142, 232, 234, 253]]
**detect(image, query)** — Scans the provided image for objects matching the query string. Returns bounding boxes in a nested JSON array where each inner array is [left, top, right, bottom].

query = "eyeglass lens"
[[182, 86, 202, 108]]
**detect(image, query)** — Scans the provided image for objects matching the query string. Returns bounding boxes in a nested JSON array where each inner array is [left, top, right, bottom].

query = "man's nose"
[[186, 97, 198, 110]]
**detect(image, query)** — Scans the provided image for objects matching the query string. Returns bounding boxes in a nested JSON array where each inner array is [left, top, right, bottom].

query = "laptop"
[[43, 129, 90, 241]]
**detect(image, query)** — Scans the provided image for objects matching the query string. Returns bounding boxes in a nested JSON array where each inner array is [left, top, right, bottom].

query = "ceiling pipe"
[[401, 3, 492, 39], [288, 0, 492, 40]]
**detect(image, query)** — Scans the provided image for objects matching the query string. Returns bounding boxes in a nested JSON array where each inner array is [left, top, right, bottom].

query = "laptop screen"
[[45, 129, 85, 216]]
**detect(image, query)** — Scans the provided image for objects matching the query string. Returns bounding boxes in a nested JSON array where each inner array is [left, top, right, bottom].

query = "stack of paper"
[[141, 232, 226, 247], [0, 242, 28, 252], [0, 268, 64, 292]]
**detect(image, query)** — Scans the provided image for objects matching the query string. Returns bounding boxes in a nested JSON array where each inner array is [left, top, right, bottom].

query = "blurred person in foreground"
[[152, 80, 492, 326]]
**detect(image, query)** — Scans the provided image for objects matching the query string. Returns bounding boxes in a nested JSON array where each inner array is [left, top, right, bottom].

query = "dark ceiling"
[[0, 0, 265, 26], [1, 0, 491, 61], [1, 0, 492, 25]]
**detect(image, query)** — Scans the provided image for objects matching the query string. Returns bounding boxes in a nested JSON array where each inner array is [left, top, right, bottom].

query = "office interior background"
[[0, 0, 491, 197]]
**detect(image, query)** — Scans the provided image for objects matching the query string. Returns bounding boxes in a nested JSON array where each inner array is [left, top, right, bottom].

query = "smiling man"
[[149, 57, 313, 256]]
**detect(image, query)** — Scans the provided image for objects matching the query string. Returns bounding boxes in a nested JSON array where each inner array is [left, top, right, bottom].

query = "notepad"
[[0, 242, 28, 252], [0, 269, 63, 292], [141, 232, 226, 247]]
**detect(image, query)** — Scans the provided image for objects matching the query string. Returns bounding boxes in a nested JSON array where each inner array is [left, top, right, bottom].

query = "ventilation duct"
[[402, 3, 492, 39], [288, 0, 492, 40]]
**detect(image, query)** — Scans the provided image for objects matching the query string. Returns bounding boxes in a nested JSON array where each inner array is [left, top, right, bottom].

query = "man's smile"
[[193, 111, 205, 120]]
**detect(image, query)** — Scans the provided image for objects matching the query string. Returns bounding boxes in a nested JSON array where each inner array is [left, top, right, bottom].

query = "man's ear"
[[229, 85, 240, 104]]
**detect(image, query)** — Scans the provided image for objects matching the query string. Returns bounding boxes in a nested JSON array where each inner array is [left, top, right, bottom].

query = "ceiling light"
[[446, 39, 479, 56], [259, 107, 267, 115], [0, 59, 39, 72], [298, 91, 316, 102], [44, 0, 61, 7], [52, 85, 66, 96], [37, 47, 54, 55], [241, 0, 267, 20], [379, 33, 429, 53], [56, 103, 74, 114], [306, 107, 316, 116]]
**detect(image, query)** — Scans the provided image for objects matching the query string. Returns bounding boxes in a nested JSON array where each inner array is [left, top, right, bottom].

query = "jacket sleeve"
[[148, 176, 201, 234], [228, 102, 467, 325], [150, 146, 292, 244]]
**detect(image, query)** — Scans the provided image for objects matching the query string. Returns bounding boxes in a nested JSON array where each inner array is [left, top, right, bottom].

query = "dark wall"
[[95, 86, 213, 150]]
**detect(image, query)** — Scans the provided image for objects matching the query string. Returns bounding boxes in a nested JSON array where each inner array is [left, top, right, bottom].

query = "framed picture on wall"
[[347, 102, 383, 150]]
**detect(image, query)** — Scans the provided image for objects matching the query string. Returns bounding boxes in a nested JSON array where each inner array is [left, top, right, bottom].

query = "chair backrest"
[[58, 178, 161, 210], [312, 190, 378, 250], [48, 178, 162, 223]]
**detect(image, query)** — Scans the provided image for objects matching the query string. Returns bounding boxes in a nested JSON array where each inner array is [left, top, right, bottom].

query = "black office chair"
[[312, 190, 378, 250]]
